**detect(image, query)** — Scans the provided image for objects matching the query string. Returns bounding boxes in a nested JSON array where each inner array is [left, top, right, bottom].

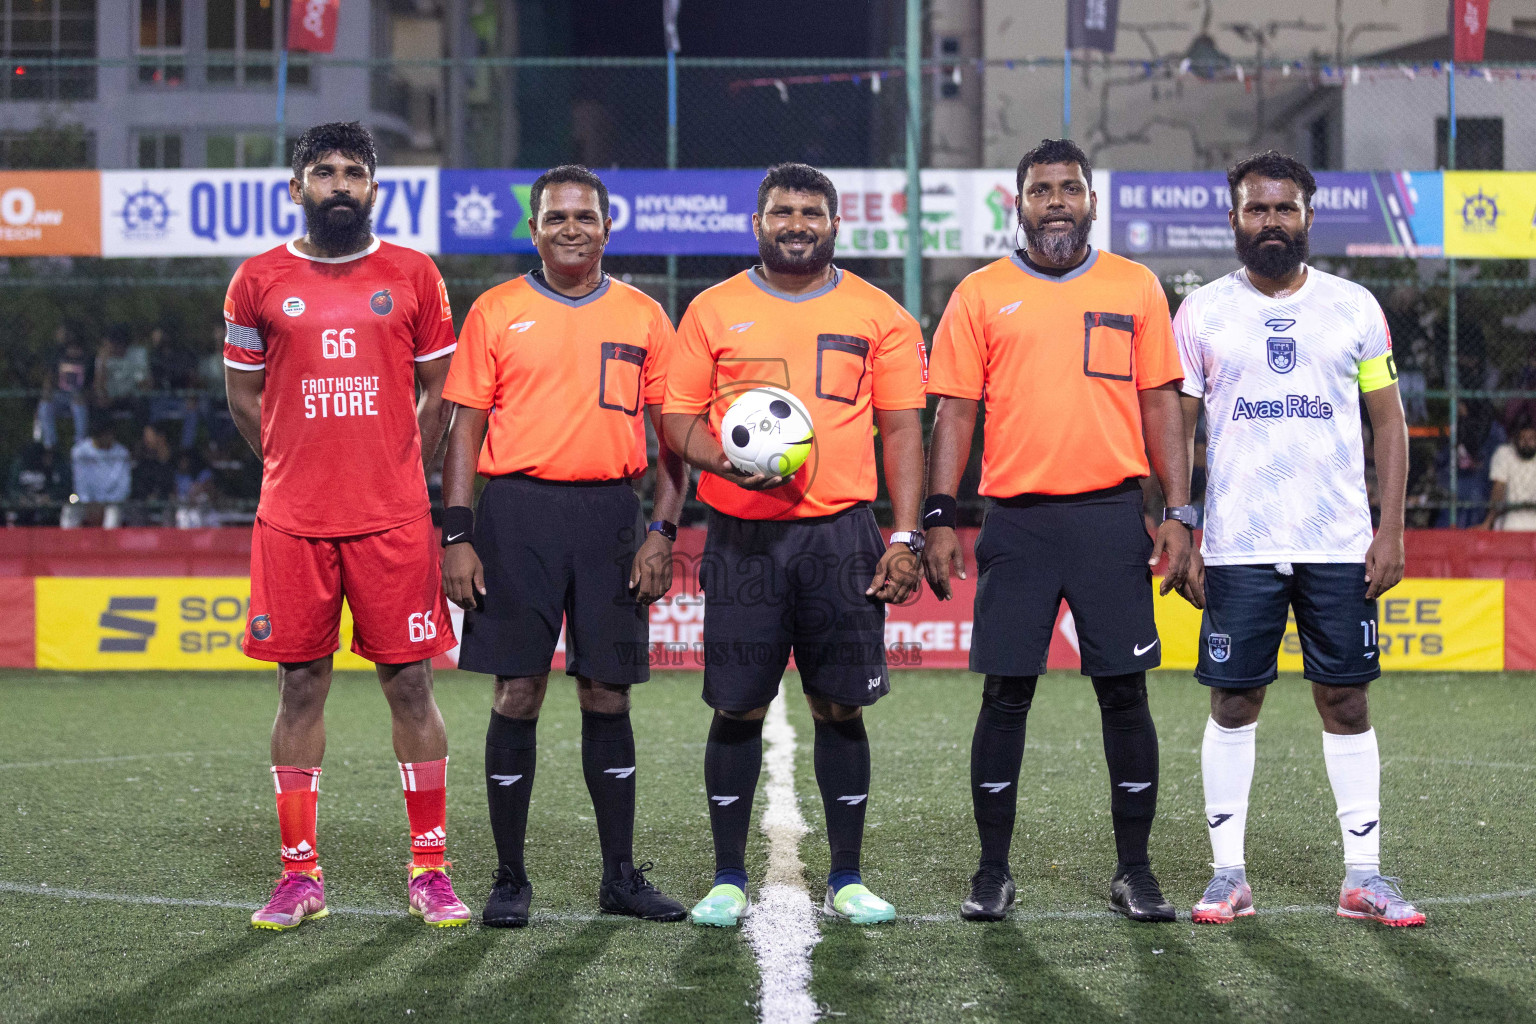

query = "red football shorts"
[[245, 513, 456, 664]]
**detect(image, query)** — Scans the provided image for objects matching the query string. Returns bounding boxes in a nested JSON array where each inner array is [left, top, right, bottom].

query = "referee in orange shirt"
[[923, 139, 1193, 923], [440, 165, 688, 927]]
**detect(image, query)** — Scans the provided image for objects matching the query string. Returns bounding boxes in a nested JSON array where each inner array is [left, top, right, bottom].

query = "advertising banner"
[[287, 0, 341, 53], [99, 168, 439, 258], [1111, 171, 1442, 257], [0, 171, 101, 256], [439, 169, 761, 256], [1443, 172, 1536, 259], [34, 577, 374, 671]]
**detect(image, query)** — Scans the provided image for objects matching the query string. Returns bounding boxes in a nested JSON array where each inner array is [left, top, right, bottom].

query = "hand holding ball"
[[719, 387, 814, 479]]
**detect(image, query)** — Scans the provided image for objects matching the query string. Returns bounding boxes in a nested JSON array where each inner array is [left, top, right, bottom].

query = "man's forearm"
[[925, 397, 977, 499], [649, 408, 688, 523], [878, 410, 924, 532], [417, 393, 451, 470], [442, 404, 487, 508], [1141, 386, 1190, 507], [1373, 426, 1408, 532], [662, 412, 723, 475]]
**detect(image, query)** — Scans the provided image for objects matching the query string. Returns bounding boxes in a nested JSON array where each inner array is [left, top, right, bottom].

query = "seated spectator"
[[147, 326, 202, 450], [33, 325, 92, 451], [131, 423, 177, 524], [65, 417, 131, 529], [94, 324, 150, 421], [172, 449, 218, 528], [7, 440, 71, 526], [198, 323, 238, 444], [1482, 423, 1536, 531]]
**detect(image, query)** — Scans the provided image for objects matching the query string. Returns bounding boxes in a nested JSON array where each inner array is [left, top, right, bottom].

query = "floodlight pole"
[[903, 0, 923, 319], [274, 0, 288, 168]]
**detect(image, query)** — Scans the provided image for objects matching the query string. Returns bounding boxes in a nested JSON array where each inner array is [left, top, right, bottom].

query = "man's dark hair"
[[105, 323, 130, 346], [757, 163, 838, 219], [529, 164, 610, 222], [1227, 150, 1317, 208], [291, 121, 377, 180], [1016, 138, 1093, 194]]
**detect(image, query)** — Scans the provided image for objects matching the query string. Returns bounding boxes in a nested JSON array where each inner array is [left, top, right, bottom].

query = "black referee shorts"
[[699, 504, 889, 712], [970, 479, 1161, 678], [457, 474, 649, 686], [1196, 563, 1380, 689]]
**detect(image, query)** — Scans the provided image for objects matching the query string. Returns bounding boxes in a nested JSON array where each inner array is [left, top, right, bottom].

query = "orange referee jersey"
[[928, 248, 1182, 498], [664, 267, 928, 520], [442, 272, 673, 481]]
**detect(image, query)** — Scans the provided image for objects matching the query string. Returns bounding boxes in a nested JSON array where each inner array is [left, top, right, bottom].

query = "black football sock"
[[581, 709, 637, 884], [704, 713, 763, 890], [813, 715, 871, 890], [1093, 672, 1159, 868], [971, 674, 1036, 867], [485, 711, 538, 880]]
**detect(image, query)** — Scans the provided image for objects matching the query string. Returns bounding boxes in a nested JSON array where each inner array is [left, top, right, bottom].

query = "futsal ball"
[[720, 387, 814, 478]]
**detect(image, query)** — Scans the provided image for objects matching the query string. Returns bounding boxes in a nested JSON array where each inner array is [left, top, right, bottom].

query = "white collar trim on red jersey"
[[286, 237, 382, 263]]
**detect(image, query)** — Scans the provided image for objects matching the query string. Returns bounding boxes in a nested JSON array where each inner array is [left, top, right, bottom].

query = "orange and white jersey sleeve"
[[871, 303, 929, 410], [927, 280, 987, 401]]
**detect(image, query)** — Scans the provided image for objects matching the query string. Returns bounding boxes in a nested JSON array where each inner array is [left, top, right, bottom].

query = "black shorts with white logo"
[[1196, 562, 1380, 688], [970, 480, 1161, 678], [457, 473, 649, 686], [699, 504, 889, 711]]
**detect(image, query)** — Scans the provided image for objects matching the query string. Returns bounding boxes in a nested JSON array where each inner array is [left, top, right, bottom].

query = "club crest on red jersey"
[[250, 614, 272, 641], [370, 289, 393, 316]]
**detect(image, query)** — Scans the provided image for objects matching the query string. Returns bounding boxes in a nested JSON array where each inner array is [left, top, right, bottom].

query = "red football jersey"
[[223, 239, 457, 537]]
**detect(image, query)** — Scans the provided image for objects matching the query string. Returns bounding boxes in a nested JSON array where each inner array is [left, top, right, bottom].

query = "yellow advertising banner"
[[1153, 577, 1504, 672], [1443, 171, 1536, 258], [34, 577, 373, 671]]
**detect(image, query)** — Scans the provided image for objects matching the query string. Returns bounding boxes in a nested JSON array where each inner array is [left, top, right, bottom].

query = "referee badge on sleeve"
[[1208, 633, 1231, 663]]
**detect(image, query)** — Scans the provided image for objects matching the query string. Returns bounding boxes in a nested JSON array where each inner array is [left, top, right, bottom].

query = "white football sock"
[[1201, 717, 1256, 872], [1323, 728, 1381, 874]]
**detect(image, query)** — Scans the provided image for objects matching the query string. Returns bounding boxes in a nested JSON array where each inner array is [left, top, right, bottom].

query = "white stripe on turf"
[[0, 879, 1530, 926], [742, 692, 820, 1024]]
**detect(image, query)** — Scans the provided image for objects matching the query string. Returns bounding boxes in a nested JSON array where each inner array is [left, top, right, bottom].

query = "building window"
[[0, 126, 94, 168], [207, 0, 308, 88], [136, 132, 183, 168], [1, 0, 97, 102], [137, 0, 184, 86], [208, 132, 282, 168], [1436, 117, 1504, 171]]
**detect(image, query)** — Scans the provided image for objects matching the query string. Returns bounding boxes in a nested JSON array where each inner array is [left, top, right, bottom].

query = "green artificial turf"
[[0, 669, 1531, 1023]]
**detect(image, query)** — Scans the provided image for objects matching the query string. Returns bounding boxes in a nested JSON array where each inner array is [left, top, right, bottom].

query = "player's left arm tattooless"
[[1135, 275, 1192, 597], [415, 354, 454, 471], [1361, 382, 1407, 600], [632, 306, 688, 605], [868, 407, 924, 604], [226, 364, 265, 460], [1176, 392, 1206, 609]]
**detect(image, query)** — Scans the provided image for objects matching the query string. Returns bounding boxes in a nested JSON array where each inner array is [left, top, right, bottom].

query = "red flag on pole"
[[287, 0, 341, 53], [1452, 0, 1489, 62]]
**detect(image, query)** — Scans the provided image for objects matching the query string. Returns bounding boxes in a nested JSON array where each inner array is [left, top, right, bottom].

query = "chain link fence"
[[0, 56, 1532, 527]]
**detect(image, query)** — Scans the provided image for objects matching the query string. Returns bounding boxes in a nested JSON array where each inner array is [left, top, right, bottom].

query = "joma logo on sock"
[[1348, 820, 1379, 837]]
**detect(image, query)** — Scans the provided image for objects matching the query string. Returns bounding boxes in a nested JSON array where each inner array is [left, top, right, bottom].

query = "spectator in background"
[[65, 416, 131, 529], [94, 324, 150, 420], [1381, 287, 1430, 424], [172, 448, 217, 528], [147, 326, 201, 450], [1502, 353, 1536, 433], [33, 325, 92, 451], [131, 423, 177, 523], [1482, 423, 1536, 531], [1436, 399, 1498, 528], [7, 440, 71, 525], [198, 322, 238, 444]]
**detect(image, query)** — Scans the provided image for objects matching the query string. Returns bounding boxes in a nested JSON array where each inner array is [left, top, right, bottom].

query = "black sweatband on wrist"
[[922, 493, 958, 530], [441, 506, 474, 546]]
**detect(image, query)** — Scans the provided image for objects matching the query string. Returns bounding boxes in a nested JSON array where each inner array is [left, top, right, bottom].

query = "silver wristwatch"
[[888, 530, 924, 553]]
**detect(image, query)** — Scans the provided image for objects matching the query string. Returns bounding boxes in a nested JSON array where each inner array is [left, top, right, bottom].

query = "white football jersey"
[[1175, 265, 1391, 565]]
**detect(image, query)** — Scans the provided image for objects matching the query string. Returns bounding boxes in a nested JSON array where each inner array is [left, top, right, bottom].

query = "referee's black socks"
[[1093, 672, 1159, 867], [485, 711, 538, 881], [705, 712, 764, 891], [580, 709, 637, 884], [813, 715, 871, 891], [972, 675, 1035, 867]]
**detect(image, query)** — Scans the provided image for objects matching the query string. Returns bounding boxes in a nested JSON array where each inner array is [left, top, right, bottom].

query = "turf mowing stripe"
[[741, 692, 820, 1024]]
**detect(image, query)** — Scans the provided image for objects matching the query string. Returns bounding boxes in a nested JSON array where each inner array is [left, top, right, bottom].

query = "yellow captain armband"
[[1357, 352, 1398, 393]]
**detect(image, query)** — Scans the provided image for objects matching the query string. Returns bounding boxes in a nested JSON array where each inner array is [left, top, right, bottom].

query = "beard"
[[1235, 224, 1309, 280], [1022, 212, 1092, 266], [1517, 444, 1536, 460], [302, 193, 374, 254], [758, 229, 837, 277]]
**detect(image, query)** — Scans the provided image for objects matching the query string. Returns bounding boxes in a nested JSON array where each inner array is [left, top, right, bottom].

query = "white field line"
[[741, 693, 820, 1024], [1, 880, 1530, 927]]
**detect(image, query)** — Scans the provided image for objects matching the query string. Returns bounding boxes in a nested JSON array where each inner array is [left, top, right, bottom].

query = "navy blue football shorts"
[[1196, 562, 1380, 689]]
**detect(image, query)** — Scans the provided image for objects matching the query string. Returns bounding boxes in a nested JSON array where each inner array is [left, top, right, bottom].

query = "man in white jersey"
[[1174, 151, 1424, 927]]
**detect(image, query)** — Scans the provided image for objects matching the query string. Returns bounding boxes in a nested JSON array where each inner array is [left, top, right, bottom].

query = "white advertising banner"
[[100, 168, 439, 258]]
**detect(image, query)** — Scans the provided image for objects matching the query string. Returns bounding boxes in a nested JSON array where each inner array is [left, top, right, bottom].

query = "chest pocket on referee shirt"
[[1083, 312, 1135, 382], [599, 342, 646, 415], [815, 334, 870, 405]]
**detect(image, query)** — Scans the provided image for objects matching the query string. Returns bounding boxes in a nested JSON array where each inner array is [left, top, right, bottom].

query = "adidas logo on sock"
[[281, 840, 314, 860], [604, 767, 636, 779], [413, 826, 446, 848]]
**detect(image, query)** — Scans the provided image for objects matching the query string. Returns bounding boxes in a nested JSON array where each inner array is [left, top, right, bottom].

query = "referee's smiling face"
[[1017, 161, 1096, 268], [532, 182, 611, 278]]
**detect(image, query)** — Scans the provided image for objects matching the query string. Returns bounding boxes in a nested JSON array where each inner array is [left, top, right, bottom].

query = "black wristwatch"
[[647, 520, 678, 542], [1162, 505, 1198, 529]]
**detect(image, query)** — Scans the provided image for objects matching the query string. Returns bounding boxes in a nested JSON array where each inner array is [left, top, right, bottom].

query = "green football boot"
[[689, 883, 750, 927], [823, 883, 896, 924]]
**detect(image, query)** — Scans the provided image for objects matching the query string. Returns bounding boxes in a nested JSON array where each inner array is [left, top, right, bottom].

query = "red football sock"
[[400, 757, 448, 869], [272, 766, 321, 874]]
